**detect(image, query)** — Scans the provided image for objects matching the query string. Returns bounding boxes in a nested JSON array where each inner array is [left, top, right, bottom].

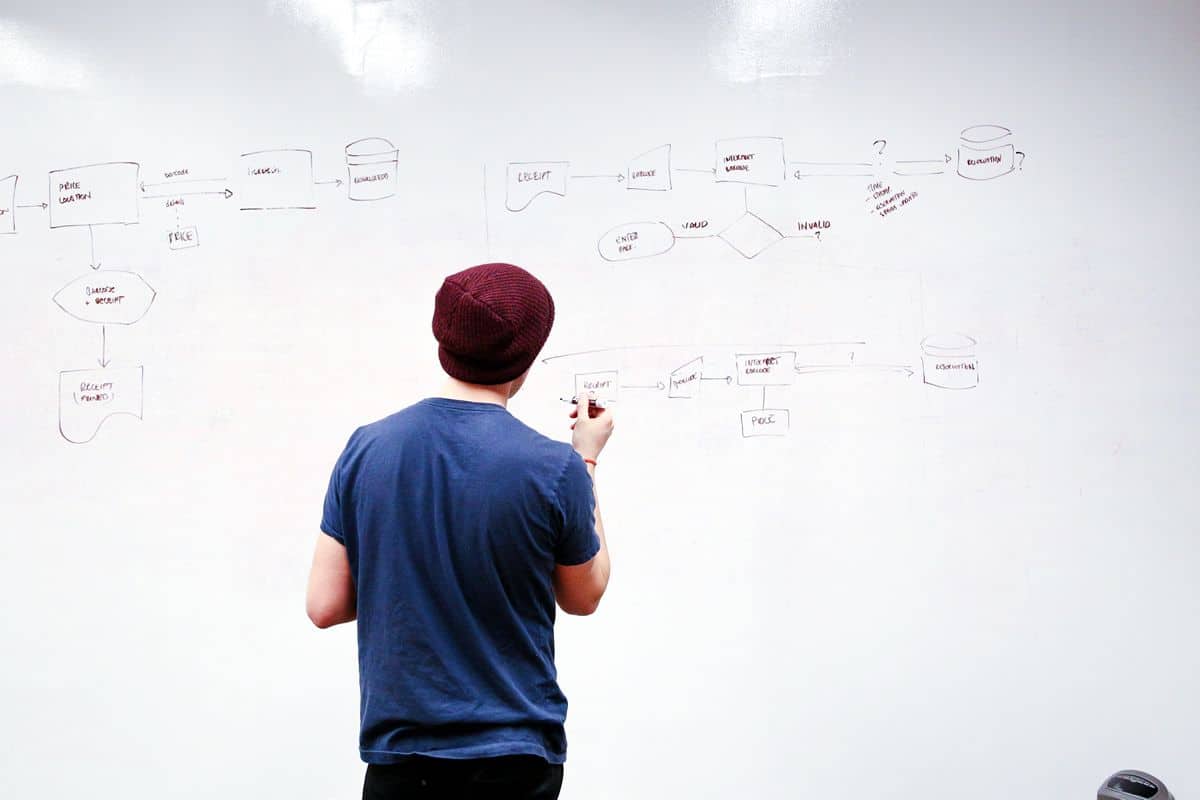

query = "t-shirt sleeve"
[[320, 459, 345, 544], [554, 450, 600, 566], [320, 430, 359, 545]]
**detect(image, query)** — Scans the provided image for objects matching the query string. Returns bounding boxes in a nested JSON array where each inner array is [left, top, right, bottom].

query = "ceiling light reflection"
[[271, 0, 433, 91]]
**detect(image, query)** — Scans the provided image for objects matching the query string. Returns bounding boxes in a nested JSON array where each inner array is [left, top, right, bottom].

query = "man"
[[306, 262, 613, 799]]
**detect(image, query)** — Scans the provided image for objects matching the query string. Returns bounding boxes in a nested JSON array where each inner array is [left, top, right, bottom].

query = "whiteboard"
[[1, 2, 1197, 798]]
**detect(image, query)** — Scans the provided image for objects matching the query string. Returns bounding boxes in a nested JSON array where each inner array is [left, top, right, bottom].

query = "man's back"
[[320, 397, 599, 764]]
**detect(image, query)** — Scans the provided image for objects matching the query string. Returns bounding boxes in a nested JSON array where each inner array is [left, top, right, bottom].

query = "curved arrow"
[[541, 341, 866, 364]]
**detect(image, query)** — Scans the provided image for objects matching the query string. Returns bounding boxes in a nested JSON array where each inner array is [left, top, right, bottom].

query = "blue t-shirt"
[[320, 398, 600, 765]]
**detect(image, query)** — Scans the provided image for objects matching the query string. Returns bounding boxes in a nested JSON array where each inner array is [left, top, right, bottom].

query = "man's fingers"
[[573, 393, 595, 422]]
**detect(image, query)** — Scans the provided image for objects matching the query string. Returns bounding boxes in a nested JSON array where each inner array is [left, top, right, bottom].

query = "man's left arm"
[[306, 532, 356, 628]]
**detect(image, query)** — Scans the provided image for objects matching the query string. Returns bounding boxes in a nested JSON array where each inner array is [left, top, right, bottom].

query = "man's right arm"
[[553, 396, 614, 616], [554, 459, 610, 615]]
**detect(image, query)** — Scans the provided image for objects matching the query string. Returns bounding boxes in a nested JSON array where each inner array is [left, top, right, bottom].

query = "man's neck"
[[438, 377, 510, 408]]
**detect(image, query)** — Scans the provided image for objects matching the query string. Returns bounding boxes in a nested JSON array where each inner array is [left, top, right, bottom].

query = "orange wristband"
[[582, 457, 597, 467]]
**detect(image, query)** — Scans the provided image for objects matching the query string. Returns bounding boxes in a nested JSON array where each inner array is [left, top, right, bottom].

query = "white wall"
[[1, 2, 1197, 798]]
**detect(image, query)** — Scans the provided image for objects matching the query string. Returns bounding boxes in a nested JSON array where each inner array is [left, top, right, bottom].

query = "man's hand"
[[569, 393, 614, 461]]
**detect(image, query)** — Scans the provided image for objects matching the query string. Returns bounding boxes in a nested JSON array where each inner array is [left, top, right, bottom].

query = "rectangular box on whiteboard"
[[168, 226, 200, 250], [239, 149, 316, 210], [574, 371, 619, 404], [714, 137, 785, 186], [741, 409, 789, 437], [734, 351, 796, 386], [48, 162, 140, 229], [669, 357, 703, 399]]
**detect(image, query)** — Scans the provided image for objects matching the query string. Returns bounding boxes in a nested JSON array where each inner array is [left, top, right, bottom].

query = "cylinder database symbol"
[[345, 137, 399, 201], [920, 333, 978, 390]]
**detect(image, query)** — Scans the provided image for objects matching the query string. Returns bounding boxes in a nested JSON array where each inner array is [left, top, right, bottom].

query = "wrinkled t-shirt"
[[320, 398, 599, 764]]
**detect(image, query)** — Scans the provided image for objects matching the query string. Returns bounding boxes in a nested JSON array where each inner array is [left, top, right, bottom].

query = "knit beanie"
[[432, 263, 556, 385]]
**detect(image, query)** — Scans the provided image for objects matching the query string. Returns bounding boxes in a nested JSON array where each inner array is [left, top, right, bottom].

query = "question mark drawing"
[[872, 139, 889, 174], [1015, 151, 1026, 170]]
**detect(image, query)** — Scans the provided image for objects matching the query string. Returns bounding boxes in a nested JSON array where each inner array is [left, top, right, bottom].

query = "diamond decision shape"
[[718, 212, 783, 258]]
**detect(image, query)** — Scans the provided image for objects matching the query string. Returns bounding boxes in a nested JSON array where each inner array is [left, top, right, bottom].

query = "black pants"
[[363, 755, 563, 800]]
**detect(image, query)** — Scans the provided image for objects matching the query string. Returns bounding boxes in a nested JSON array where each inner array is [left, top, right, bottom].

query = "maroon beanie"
[[432, 263, 556, 385]]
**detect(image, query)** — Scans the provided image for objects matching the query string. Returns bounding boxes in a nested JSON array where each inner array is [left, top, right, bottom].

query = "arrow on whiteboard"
[[18, 201, 48, 210], [619, 381, 665, 390], [141, 188, 233, 200], [315, 178, 344, 187], [673, 167, 716, 175], [572, 173, 624, 183], [140, 178, 227, 192], [98, 325, 110, 368], [794, 363, 914, 377], [790, 161, 873, 178], [892, 154, 952, 176], [88, 225, 101, 270], [701, 375, 732, 384]]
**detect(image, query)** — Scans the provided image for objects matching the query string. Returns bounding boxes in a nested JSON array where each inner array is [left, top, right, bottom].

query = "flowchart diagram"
[[2, 137, 398, 443], [502, 125, 1003, 436], [2, 137, 398, 244], [547, 334, 979, 438], [501, 125, 1026, 261], [5, 127, 998, 444]]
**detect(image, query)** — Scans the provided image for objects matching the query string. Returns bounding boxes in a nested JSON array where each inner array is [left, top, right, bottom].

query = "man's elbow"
[[307, 605, 335, 628], [307, 599, 352, 628], [574, 598, 601, 616], [559, 594, 602, 616]]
